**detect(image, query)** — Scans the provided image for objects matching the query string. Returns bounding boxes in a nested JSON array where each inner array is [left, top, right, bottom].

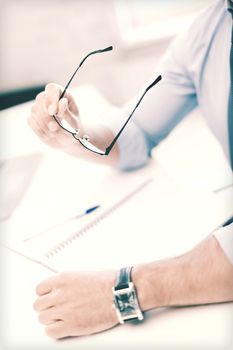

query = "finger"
[[45, 82, 61, 99], [29, 115, 61, 145], [47, 120, 59, 132], [35, 92, 58, 132], [57, 98, 68, 117], [27, 113, 48, 141], [45, 83, 62, 116], [36, 275, 59, 296], [58, 98, 76, 126], [45, 320, 67, 340], [31, 97, 53, 135], [32, 105, 53, 135], [38, 307, 59, 325], [34, 291, 58, 312], [35, 91, 49, 115], [57, 98, 79, 129]]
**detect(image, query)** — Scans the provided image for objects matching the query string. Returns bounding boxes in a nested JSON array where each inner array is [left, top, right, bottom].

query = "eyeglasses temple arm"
[[105, 75, 162, 155], [59, 46, 113, 100]]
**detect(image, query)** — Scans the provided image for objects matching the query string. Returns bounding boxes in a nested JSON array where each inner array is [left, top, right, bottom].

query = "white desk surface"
[[1, 244, 233, 350], [0, 86, 232, 349]]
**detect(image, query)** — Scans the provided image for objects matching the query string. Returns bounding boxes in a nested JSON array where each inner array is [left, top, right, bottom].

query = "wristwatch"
[[112, 266, 144, 324]]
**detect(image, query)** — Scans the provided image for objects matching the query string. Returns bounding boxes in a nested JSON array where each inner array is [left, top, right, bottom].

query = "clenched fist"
[[33, 270, 119, 339]]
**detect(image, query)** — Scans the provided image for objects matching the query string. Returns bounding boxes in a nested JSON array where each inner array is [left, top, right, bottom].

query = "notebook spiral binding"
[[44, 178, 153, 259]]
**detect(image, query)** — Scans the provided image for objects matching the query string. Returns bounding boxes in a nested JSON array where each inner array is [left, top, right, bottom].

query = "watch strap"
[[115, 266, 133, 290]]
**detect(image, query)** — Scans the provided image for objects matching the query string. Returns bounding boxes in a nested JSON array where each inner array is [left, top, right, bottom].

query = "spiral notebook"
[[15, 167, 232, 274]]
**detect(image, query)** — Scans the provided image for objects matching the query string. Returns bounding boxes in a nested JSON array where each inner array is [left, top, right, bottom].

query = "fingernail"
[[48, 104, 56, 115]]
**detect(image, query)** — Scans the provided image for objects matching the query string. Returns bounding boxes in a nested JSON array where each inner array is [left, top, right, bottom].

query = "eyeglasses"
[[53, 46, 162, 156]]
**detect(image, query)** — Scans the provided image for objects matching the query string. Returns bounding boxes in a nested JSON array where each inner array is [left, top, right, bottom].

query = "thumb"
[[57, 97, 79, 129]]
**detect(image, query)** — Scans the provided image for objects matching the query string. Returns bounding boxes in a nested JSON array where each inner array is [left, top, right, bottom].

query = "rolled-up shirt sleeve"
[[100, 3, 233, 267], [213, 223, 233, 265], [103, 29, 198, 171]]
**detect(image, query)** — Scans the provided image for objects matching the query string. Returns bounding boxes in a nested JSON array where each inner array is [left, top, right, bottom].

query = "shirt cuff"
[[99, 106, 150, 171], [213, 223, 233, 265]]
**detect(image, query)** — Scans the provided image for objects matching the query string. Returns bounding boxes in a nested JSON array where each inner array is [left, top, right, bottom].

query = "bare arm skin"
[[34, 234, 233, 339], [133, 235, 233, 311]]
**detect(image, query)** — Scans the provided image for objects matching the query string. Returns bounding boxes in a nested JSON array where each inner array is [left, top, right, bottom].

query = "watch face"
[[113, 280, 144, 323], [114, 286, 143, 322], [117, 290, 136, 314]]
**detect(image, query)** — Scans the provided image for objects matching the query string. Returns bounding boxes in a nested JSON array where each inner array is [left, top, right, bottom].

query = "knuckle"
[[59, 271, 71, 282], [45, 326, 58, 339], [58, 273, 67, 285]]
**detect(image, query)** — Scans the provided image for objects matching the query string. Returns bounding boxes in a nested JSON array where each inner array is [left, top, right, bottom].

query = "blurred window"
[[114, 0, 214, 48]]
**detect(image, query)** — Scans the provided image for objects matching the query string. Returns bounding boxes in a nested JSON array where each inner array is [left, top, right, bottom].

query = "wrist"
[[131, 264, 157, 311], [131, 262, 173, 311]]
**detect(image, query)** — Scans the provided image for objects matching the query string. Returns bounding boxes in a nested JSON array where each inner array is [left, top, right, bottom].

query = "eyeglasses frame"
[[52, 46, 162, 156]]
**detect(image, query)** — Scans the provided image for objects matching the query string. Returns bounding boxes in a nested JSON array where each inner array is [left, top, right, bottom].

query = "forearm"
[[34, 234, 233, 339], [133, 234, 233, 311]]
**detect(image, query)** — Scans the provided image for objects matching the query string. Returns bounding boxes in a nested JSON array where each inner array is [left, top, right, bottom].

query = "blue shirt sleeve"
[[106, 30, 198, 171]]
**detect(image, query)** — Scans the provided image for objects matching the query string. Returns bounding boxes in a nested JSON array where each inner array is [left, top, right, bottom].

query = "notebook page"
[[21, 167, 233, 272], [13, 158, 165, 260]]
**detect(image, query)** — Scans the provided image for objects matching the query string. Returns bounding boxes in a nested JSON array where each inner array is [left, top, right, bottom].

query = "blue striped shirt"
[[108, 0, 233, 263]]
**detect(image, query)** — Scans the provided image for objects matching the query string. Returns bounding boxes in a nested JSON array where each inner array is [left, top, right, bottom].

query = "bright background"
[[1, 0, 213, 106]]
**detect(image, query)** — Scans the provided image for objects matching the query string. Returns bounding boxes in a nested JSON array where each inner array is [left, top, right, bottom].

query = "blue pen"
[[76, 205, 100, 217], [23, 205, 100, 242]]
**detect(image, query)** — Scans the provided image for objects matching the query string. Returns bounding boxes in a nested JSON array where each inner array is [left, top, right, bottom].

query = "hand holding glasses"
[[53, 46, 162, 156]]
